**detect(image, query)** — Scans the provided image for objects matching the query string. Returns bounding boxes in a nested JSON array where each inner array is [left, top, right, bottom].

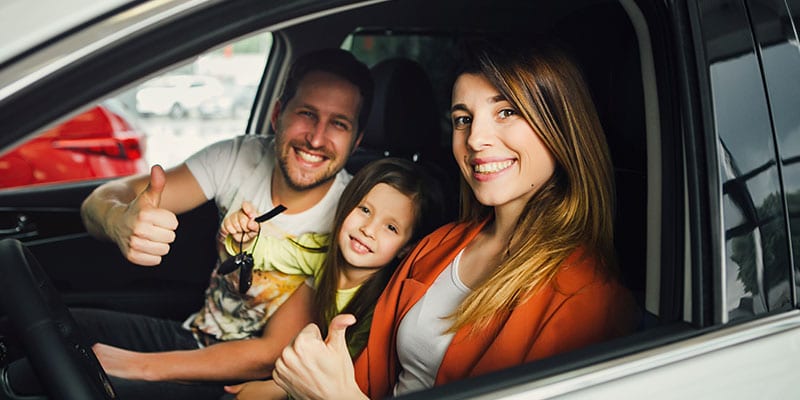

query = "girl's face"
[[451, 73, 556, 212], [338, 183, 416, 269]]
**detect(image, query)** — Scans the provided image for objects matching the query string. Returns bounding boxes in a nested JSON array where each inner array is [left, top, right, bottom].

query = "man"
[[76, 48, 373, 399]]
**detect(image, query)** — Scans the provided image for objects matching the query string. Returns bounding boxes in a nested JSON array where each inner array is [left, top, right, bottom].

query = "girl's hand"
[[273, 314, 368, 400], [220, 200, 261, 247], [225, 380, 287, 400]]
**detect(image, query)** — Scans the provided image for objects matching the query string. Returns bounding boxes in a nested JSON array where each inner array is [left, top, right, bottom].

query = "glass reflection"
[[701, 0, 793, 321]]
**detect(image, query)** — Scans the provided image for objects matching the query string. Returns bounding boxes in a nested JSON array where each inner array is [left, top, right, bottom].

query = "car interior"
[[0, 0, 692, 398]]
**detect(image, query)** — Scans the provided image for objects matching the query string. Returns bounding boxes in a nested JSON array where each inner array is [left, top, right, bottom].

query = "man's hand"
[[92, 343, 153, 381], [111, 165, 179, 266], [273, 314, 367, 400]]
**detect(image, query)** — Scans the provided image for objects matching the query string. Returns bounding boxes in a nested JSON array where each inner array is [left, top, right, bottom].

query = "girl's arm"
[[273, 314, 368, 400], [93, 284, 316, 382]]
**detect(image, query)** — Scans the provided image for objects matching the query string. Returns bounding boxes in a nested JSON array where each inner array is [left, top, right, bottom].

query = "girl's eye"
[[387, 224, 398, 233], [359, 205, 370, 214], [452, 115, 472, 129], [499, 108, 516, 118]]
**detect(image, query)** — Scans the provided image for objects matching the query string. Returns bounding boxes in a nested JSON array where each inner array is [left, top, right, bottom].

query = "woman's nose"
[[466, 116, 494, 151]]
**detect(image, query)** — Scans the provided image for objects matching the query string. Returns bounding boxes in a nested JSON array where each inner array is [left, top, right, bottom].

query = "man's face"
[[272, 70, 363, 191]]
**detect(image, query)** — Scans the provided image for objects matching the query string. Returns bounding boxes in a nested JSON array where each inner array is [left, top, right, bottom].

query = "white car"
[[134, 74, 226, 118], [0, 0, 799, 399]]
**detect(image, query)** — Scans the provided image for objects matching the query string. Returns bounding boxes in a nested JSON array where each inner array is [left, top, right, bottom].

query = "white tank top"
[[394, 249, 471, 395]]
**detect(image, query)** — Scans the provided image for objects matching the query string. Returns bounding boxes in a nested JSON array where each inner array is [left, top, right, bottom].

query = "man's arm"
[[92, 282, 316, 382], [80, 163, 207, 266]]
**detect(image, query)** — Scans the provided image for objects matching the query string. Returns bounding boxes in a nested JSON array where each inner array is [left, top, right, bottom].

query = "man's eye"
[[332, 120, 351, 131]]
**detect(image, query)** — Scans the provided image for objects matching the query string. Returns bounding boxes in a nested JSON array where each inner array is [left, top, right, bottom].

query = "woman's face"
[[338, 183, 415, 270], [451, 73, 556, 212]]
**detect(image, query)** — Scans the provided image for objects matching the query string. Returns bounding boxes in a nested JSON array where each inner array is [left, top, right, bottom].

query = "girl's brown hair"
[[314, 157, 446, 357], [451, 40, 617, 332]]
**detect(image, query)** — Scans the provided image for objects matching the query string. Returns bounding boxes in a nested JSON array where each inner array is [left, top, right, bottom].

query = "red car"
[[0, 102, 146, 189]]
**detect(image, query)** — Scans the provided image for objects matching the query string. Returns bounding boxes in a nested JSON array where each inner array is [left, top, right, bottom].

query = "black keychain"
[[218, 204, 287, 293]]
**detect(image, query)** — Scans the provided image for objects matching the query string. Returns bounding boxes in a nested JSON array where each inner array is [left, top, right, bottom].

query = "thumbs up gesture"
[[114, 165, 179, 266], [273, 314, 368, 400]]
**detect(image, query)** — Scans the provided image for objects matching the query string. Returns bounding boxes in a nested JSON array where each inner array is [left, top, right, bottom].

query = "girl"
[[272, 41, 638, 399], [225, 157, 446, 399]]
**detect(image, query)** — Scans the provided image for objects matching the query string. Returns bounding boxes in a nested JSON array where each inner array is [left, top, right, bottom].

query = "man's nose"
[[305, 121, 327, 148]]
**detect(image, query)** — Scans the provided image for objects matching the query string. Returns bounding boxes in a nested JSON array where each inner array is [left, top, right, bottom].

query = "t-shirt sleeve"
[[251, 232, 329, 276], [185, 137, 241, 201]]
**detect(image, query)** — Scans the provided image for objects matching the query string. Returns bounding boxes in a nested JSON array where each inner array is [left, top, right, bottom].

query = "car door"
[[0, 4, 278, 320]]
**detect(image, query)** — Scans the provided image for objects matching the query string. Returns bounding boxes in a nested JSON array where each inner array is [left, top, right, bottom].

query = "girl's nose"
[[360, 223, 375, 238]]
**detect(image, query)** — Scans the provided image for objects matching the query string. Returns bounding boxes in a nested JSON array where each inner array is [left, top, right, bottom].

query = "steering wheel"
[[0, 239, 116, 399]]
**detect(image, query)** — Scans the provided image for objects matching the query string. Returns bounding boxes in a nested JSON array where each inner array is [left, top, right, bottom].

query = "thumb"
[[223, 384, 243, 394], [325, 314, 356, 351], [141, 164, 166, 207]]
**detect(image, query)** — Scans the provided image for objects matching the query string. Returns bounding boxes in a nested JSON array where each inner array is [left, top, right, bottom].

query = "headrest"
[[361, 58, 440, 157]]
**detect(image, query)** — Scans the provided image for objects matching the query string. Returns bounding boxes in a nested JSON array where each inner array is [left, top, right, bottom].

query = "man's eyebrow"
[[331, 113, 355, 124], [299, 103, 354, 124]]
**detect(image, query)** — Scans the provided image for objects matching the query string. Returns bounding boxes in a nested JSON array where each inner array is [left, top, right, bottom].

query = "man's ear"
[[270, 101, 283, 132], [351, 131, 365, 155]]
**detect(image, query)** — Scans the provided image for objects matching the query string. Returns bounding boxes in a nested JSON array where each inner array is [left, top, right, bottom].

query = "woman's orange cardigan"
[[353, 220, 638, 398]]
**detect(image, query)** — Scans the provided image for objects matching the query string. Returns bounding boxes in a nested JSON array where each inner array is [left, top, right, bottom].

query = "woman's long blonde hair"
[[450, 41, 617, 332]]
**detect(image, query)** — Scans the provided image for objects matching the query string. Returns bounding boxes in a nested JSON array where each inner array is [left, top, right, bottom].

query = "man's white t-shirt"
[[182, 135, 351, 341]]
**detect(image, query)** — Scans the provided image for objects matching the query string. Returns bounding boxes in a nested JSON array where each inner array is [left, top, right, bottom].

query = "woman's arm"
[[93, 284, 316, 382], [273, 314, 368, 400]]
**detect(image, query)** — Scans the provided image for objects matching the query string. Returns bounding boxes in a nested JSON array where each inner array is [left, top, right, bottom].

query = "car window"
[[0, 32, 272, 190], [698, 0, 793, 322], [747, 0, 800, 306]]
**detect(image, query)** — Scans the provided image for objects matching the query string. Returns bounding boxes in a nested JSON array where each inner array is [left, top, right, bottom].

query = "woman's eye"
[[452, 115, 472, 129], [499, 109, 516, 118]]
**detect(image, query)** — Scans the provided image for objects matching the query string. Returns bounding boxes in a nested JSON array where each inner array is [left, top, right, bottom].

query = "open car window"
[[0, 32, 271, 190]]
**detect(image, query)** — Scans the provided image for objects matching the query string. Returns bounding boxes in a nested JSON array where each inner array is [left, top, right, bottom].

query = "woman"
[[273, 41, 638, 399]]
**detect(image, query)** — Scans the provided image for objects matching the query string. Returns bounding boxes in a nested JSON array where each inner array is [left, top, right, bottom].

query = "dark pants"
[[8, 308, 226, 400]]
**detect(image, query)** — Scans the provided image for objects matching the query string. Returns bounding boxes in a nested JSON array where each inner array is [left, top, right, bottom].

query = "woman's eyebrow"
[[488, 94, 506, 104], [450, 103, 468, 113]]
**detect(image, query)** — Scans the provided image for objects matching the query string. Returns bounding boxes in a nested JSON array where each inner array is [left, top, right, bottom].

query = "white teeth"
[[352, 238, 371, 253], [297, 149, 323, 163], [473, 160, 513, 173]]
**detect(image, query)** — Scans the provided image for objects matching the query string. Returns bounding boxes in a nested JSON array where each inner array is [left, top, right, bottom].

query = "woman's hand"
[[273, 314, 368, 400]]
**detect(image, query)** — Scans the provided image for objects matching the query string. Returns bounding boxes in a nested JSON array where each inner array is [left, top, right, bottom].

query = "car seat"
[[347, 57, 459, 223]]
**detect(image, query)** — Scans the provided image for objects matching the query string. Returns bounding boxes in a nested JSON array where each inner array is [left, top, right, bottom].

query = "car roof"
[[0, 0, 135, 66]]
